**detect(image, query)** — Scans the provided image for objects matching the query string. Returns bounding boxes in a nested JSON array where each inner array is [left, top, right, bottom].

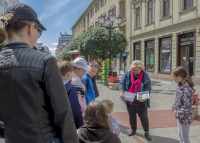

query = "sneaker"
[[144, 132, 152, 141]]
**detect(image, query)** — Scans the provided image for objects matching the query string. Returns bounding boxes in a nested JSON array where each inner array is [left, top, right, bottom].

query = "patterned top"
[[71, 73, 87, 113], [172, 81, 195, 125], [108, 114, 120, 134]]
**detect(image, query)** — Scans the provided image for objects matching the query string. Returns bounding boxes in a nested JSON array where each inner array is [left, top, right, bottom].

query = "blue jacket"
[[62, 77, 84, 129], [119, 70, 151, 108], [82, 73, 96, 105]]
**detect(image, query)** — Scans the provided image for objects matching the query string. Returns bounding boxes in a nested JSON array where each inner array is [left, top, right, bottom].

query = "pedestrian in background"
[[172, 66, 195, 143], [0, 4, 78, 143], [58, 61, 84, 129], [102, 100, 120, 136], [82, 61, 99, 105], [78, 101, 121, 143], [72, 57, 91, 113], [119, 60, 152, 141]]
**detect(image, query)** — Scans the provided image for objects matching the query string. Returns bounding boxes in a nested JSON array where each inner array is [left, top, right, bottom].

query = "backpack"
[[82, 76, 99, 98]]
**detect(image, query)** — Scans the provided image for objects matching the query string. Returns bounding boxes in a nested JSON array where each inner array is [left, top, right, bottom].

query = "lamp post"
[[98, 13, 122, 76]]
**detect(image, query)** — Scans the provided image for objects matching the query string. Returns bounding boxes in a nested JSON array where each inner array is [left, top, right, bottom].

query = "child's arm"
[[175, 88, 193, 119], [109, 114, 120, 134]]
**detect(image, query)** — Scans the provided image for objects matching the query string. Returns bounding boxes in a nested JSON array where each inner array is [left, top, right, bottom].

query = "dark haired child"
[[172, 66, 195, 143]]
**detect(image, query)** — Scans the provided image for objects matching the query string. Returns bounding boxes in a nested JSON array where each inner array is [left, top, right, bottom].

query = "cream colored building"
[[129, 0, 200, 84], [72, 0, 131, 74]]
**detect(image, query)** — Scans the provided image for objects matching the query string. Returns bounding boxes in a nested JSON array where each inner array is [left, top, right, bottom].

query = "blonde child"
[[172, 66, 195, 143], [102, 100, 120, 135]]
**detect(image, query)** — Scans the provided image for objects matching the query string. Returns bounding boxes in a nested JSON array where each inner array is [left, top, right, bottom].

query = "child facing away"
[[72, 57, 91, 113], [172, 66, 195, 143], [102, 100, 120, 135], [82, 61, 100, 105], [78, 101, 121, 143], [58, 61, 84, 129]]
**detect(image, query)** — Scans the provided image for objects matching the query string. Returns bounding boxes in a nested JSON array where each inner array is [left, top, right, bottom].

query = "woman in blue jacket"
[[119, 60, 152, 141]]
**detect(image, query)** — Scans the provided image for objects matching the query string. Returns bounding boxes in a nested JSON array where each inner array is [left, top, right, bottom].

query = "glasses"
[[37, 29, 42, 39], [34, 22, 42, 39]]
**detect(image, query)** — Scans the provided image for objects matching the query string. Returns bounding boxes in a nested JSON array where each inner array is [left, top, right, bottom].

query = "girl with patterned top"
[[172, 66, 195, 143], [102, 100, 120, 135]]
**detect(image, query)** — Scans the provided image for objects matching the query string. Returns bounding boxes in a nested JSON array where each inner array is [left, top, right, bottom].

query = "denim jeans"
[[48, 138, 62, 143]]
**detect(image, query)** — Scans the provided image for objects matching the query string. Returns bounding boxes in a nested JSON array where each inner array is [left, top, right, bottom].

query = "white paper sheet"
[[124, 91, 136, 102]]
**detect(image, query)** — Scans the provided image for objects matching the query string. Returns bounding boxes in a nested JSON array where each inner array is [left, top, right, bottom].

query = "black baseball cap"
[[5, 3, 46, 31]]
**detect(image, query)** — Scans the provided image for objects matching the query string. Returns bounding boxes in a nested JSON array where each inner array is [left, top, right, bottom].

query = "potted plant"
[[192, 93, 199, 119], [108, 76, 120, 90]]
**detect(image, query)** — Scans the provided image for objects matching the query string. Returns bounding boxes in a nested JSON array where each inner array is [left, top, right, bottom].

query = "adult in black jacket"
[[0, 4, 78, 143]]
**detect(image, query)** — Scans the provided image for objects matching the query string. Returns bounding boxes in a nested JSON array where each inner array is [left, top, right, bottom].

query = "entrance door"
[[180, 46, 194, 77]]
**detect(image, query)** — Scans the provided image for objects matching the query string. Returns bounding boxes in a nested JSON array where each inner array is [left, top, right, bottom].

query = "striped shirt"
[[108, 114, 120, 134]]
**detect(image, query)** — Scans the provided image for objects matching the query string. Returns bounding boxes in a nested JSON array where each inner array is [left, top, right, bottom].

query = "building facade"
[[72, 0, 131, 74], [0, 0, 20, 16], [58, 32, 73, 45], [130, 0, 200, 84]]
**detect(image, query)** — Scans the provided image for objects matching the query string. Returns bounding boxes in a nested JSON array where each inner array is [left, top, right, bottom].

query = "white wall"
[[0, 0, 20, 16]]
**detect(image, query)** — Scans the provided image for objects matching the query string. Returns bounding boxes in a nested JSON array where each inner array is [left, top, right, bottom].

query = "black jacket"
[[0, 42, 78, 143], [78, 124, 121, 143]]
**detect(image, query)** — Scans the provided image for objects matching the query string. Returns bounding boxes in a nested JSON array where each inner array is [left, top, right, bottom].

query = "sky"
[[19, 0, 92, 56]]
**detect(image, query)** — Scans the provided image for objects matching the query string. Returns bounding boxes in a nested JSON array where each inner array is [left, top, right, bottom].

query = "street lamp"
[[98, 13, 122, 76]]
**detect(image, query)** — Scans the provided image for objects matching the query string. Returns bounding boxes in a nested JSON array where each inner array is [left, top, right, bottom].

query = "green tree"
[[78, 27, 128, 60]]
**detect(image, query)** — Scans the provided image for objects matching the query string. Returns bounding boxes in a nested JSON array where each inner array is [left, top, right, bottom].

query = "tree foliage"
[[57, 27, 128, 61]]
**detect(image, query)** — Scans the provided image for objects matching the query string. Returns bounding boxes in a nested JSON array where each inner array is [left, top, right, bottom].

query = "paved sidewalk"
[[0, 78, 199, 143], [96, 78, 200, 143]]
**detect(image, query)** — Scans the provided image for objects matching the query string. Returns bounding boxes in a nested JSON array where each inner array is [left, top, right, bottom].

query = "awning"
[[116, 52, 127, 57]]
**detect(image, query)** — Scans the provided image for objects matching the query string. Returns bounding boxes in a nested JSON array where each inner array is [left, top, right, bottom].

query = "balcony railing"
[[120, 12, 126, 21]]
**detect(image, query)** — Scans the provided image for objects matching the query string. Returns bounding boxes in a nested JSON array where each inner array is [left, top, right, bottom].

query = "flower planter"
[[192, 105, 199, 119], [109, 82, 119, 90]]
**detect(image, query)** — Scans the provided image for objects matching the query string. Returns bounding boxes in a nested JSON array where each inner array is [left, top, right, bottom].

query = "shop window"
[[145, 40, 154, 71], [113, 58, 117, 71], [184, 0, 193, 10], [134, 43, 141, 60], [159, 38, 171, 73]]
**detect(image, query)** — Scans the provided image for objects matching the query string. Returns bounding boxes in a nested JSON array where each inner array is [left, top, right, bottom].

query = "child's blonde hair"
[[58, 61, 74, 76], [101, 100, 114, 113]]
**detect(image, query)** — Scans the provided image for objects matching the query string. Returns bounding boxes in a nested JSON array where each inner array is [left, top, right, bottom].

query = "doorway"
[[180, 46, 194, 77]]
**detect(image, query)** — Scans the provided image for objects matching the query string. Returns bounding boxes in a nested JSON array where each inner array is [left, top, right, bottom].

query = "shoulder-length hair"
[[83, 101, 112, 131]]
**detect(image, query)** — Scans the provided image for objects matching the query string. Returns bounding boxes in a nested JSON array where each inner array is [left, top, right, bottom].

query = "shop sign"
[[180, 34, 194, 43], [147, 41, 154, 47], [135, 43, 141, 49], [161, 38, 171, 46]]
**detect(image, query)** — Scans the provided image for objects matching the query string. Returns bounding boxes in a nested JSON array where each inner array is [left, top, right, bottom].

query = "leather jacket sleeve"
[[44, 57, 79, 143], [0, 121, 4, 138]]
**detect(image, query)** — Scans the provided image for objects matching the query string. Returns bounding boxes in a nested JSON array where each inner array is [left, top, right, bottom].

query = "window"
[[83, 18, 85, 28], [159, 38, 171, 73], [163, 0, 170, 17], [145, 40, 154, 71], [184, 0, 193, 10], [108, 6, 116, 16], [90, 7, 94, 18], [95, 20, 99, 28], [0, 0, 3, 6], [87, 14, 89, 26], [134, 43, 141, 60], [148, 0, 153, 23], [101, 0, 106, 7], [95, 1, 99, 13], [4, 2, 8, 13], [136, 8, 140, 28]]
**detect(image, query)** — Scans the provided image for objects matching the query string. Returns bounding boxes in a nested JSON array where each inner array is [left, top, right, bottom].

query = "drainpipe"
[[129, 0, 132, 67]]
